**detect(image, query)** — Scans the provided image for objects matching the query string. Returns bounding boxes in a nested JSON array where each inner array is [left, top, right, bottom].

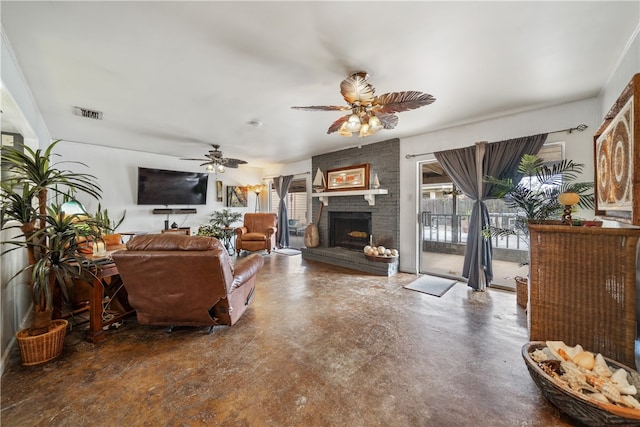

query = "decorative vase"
[[16, 319, 68, 366]]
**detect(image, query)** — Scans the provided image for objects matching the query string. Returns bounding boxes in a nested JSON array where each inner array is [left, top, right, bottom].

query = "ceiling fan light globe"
[[345, 114, 362, 132], [217, 164, 226, 173], [368, 115, 383, 132], [206, 164, 215, 172], [338, 121, 352, 137], [359, 123, 372, 137]]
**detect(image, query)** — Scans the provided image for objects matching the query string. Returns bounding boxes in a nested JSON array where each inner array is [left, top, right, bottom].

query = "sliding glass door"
[[418, 160, 528, 289], [418, 160, 466, 279]]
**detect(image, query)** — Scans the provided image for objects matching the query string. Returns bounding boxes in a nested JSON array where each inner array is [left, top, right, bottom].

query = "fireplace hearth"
[[329, 212, 372, 250]]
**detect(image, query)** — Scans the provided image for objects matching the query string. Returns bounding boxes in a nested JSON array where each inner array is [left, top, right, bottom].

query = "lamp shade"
[[558, 192, 580, 206]]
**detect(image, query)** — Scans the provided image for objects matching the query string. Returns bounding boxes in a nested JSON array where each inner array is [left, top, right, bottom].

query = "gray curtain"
[[274, 175, 293, 248], [434, 134, 547, 290]]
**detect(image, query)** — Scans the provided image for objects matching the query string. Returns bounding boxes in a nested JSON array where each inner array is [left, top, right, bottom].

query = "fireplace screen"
[[329, 212, 372, 250]]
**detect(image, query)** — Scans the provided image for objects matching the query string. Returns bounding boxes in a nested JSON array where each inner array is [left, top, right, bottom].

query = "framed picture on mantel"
[[326, 163, 370, 192], [594, 73, 639, 225]]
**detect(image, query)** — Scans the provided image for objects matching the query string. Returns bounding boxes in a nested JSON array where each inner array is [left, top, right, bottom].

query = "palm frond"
[[375, 91, 436, 114]]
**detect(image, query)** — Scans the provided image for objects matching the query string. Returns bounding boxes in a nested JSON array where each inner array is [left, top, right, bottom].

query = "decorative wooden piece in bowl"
[[522, 341, 640, 426]]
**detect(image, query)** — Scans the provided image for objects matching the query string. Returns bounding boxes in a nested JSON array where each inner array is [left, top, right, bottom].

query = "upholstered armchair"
[[112, 233, 264, 328], [235, 213, 277, 255]]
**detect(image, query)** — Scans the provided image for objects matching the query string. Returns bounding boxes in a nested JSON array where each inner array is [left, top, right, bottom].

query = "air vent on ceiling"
[[74, 106, 103, 120]]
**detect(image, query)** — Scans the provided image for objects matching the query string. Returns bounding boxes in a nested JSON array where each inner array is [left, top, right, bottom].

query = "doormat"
[[274, 248, 301, 256], [404, 275, 457, 297]]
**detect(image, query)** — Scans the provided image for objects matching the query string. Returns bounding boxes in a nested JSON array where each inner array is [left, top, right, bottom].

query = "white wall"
[[398, 97, 601, 273], [52, 142, 265, 234]]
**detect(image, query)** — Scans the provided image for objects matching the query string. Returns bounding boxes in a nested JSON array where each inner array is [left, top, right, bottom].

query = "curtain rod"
[[262, 171, 310, 180], [404, 124, 588, 159]]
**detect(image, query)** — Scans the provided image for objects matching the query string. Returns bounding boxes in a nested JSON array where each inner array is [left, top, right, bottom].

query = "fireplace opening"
[[329, 212, 372, 250]]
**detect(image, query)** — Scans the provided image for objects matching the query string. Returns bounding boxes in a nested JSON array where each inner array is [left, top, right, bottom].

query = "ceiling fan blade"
[[340, 72, 375, 105], [376, 113, 399, 130], [180, 157, 210, 161], [375, 91, 436, 114], [327, 115, 350, 134], [291, 105, 350, 111], [222, 158, 248, 166]]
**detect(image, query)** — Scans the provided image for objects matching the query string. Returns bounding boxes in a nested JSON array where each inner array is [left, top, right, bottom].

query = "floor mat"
[[404, 275, 457, 297], [274, 248, 301, 256]]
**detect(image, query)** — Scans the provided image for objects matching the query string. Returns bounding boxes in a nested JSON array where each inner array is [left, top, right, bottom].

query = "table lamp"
[[558, 192, 580, 225]]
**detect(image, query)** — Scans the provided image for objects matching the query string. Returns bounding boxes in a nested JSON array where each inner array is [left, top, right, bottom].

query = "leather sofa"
[[111, 233, 264, 328], [235, 213, 277, 255]]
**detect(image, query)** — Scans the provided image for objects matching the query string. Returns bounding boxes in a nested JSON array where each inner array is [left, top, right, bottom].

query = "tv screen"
[[137, 167, 209, 205]]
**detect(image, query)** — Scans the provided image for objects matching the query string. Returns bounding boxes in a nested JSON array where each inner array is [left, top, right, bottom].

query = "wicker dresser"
[[528, 223, 640, 369]]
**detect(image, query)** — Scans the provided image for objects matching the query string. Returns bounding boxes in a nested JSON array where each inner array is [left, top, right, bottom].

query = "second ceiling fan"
[[181, 144, 247, 173]]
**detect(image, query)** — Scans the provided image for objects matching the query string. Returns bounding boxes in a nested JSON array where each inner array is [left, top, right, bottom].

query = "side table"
[[85, 246, 135, 343], [220, 227, 236, 255]]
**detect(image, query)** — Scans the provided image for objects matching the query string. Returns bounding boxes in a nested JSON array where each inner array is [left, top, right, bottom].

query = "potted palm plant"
[[485, 154, 595, 238], [484, 153, 595, 306], [1, 140, 102, 364]]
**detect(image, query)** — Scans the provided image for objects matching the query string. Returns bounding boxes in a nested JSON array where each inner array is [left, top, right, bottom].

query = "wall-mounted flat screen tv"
[[137, 167, 208, 205]]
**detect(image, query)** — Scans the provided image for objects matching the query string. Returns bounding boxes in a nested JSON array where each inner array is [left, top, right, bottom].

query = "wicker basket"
[[522, 341, 640, 426], [515, 276, 528, 308], [527, 223, 640, 369], [16, 319, 68, 366]]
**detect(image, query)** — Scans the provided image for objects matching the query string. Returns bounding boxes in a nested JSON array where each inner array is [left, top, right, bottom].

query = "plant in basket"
[[1, 140, 102, 364]]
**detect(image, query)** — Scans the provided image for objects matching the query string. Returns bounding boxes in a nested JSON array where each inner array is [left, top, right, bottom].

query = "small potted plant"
[[91, 203, 126, 249], [209, 208, 243, 252]]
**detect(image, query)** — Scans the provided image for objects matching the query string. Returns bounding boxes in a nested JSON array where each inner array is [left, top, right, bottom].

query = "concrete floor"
[[1, 252, 577, 426]]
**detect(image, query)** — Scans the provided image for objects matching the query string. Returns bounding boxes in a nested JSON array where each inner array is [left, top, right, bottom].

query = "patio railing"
[[421, 212, 528, 250]]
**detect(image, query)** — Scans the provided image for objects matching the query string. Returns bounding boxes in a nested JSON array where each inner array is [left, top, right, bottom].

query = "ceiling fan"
[[180, 144, 247, 173], [292, 71, 435, 137]]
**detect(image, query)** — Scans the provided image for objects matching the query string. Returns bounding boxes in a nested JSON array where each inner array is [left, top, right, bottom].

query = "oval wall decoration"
[[594, 73, 639, 225]]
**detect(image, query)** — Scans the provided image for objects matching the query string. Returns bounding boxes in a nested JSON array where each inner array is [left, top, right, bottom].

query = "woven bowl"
[[522, 341, 640, 426], [364, 254, 398, 263]]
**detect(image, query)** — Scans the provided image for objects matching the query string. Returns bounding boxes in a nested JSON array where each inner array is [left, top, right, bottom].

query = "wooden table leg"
[[86, 275, 106, 344]]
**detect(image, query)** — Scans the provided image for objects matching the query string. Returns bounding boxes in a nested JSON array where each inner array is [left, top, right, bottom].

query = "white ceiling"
[[1, 1, 638, 169]]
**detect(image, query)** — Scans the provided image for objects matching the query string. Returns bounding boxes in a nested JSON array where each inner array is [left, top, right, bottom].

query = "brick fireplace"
[[301, 138, 400, 276]]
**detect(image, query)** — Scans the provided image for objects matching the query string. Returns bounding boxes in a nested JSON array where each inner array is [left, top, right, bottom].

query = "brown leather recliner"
[[111, 233, 264, 328], [235, 213, 277, 255]]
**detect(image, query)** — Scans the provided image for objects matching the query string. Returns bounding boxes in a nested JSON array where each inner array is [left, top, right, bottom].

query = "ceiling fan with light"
[[292, 71, 435, 137], [180, 144, 247, 173]]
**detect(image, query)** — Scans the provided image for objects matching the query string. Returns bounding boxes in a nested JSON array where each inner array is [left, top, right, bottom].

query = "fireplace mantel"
[[312, 189, 388, 206]]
